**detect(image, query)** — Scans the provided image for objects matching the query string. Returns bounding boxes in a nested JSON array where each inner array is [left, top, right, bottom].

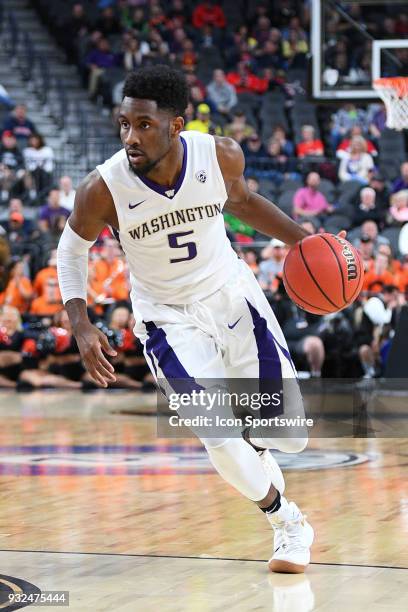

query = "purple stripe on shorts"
[[144, 321, 204, 394], [246, 300, 284, 417]]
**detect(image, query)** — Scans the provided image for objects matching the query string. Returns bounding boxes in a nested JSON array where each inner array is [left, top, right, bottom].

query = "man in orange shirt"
[[296, 125, 324, 158], [33, 250, 58, 297], [30, 277, 63, 316], [92, 238, 129, 302]]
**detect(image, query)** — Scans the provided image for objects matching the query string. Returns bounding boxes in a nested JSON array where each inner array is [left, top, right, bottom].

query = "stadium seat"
[[318, 178, 336, 201], [381, 227, 402, 256], [378, 159, 402, 182], [323, 214, 352, 233], [279, 178, 303, 193], [277, 190, 297, 216]]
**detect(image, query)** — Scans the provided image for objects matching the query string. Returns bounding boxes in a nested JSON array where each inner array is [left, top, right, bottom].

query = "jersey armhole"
[[209, 136, 229, 205], [96, 167, 125, 234]]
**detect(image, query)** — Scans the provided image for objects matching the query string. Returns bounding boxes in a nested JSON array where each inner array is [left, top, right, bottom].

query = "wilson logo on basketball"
[[339, 241, 358, 281]]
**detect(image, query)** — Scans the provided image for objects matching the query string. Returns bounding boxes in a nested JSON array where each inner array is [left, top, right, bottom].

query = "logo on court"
[[0, 446, 373, 476], [0, 574, 41, 609], [195, 170, 207, 183]]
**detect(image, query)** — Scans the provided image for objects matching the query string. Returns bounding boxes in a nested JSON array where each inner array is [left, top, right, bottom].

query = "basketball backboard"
[[311, 0, 408, 100]]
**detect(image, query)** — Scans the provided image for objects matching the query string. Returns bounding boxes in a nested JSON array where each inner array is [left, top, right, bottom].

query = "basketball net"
[[373, 77, 408, 131]]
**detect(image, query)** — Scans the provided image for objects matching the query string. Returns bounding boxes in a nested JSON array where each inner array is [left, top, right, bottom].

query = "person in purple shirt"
[[39, 188, 70, 234], [85, 37, 120, 101], [2, 105, 36, 143], [391, 161, 408, 194]]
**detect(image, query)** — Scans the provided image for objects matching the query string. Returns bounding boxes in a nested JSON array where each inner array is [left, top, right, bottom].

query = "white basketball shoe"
[[267, 498, 314, 574], [258, 449, 285, 494]]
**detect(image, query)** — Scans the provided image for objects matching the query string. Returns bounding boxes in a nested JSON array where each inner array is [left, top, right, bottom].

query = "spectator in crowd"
[[338, 135, 374, 183], [296, 125, 324, 158], [272, 280, 326, 377], [3, 212, 32, 257], [122, 36, 149, 71], [0, 306, 24, 388], [293, 172, 333, 220], [85, 37, 119, 101], [352, 187, 386, 228], [255, 39, 285, 71], [0, 131, 25, 201], [376, 243, 401, 275], [185, 103, 221, 134], [57, 3, 91, 65], [368, 171, 389, 210], [242, 249, 259, 275], [0, 260, 33, 314], [224, 109, 254, 143], [90, 238, 130, 303], [388, 190, 408, 225], [166, 0, 191, 29], [127, 7, 150, 38], [0, 198, 34, 237], [336, 125, 377, 159], [258, 238, 286, 291], [178, 38, 198, 70], [355, 284, 399, 378], [23, 134, 54, 196], [271, 125, 294, 157], [19, 310, 83, 390], [33, 250, 58, 298], [2, 104, 36, 143], [226, 60, 268, 95], [368, 103, 387, 140], [192, 1, 226, 29], [184, 72, 206, 105], [353, 219, 389, 254], [30, 276, 63, 316], [38, 188, 70, 235], [266, 138, 296, 185], [95, 5, 122, 37], [206, 69, 238, 116], [144, 28, 170, 63], [330, 103, 368, 150], [362, 252, 395, 294], [241, 133, 267, 164], [58, 176, 76, 212], [5, 219, 46, 281], [391, 162, 408, 194], [282, 28, 308, 68]]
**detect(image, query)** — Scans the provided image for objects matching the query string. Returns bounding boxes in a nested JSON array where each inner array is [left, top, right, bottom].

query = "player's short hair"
[[123, 65, 188, 116]]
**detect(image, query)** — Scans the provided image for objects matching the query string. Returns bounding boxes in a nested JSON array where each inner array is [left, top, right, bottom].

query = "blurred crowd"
[[0, 0, 407, 388]]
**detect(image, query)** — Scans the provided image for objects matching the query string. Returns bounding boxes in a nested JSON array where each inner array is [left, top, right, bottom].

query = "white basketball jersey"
[[96, 131, 238, 304]]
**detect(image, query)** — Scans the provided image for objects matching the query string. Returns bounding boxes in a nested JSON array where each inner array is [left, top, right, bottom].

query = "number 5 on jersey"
[[168, 231, 197, 263]]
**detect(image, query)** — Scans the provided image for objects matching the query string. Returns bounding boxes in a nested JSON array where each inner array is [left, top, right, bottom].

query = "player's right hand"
[[74, 322, 117, 388]]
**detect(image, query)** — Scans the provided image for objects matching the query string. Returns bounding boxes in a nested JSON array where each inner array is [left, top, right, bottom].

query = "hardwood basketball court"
[[0, 390, 407, 611]]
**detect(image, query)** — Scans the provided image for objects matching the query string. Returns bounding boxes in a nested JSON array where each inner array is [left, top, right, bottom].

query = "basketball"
[[283, 233, 364, 315]]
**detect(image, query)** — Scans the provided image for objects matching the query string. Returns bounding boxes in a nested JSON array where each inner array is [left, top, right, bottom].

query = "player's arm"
[[216, 136, 309, 245], [57, 170, 117, 387]]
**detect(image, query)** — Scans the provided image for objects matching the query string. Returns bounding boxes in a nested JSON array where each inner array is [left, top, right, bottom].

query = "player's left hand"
[[337, 230, 347, 239]]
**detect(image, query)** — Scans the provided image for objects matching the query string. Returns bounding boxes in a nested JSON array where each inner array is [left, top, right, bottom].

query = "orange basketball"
[[282, 233, 364, 315]]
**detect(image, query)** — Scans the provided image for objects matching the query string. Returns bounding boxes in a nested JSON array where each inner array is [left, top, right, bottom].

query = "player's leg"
[[222, 265, 313, 573], [134, 313, 280, 509]]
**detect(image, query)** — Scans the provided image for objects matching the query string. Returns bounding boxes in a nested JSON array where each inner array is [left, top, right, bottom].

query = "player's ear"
[[171, 116, 184, 136]]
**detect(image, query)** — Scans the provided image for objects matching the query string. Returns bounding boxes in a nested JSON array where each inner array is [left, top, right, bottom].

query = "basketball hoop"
[[373, 77, 408, 131]]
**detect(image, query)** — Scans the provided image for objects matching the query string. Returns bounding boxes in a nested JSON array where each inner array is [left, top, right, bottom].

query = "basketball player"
[[57, 66, 334, 573]]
